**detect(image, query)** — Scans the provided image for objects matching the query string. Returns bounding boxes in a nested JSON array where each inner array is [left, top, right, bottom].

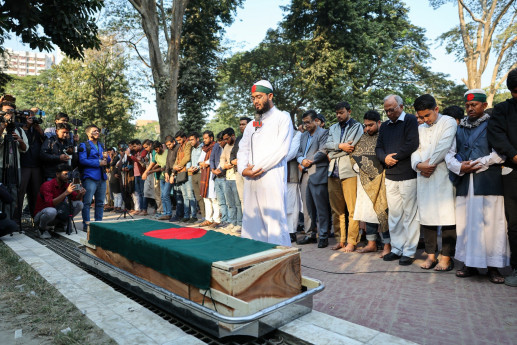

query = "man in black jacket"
[[40, 123, 74, 181], [488, 67, 517, 287], [376, 94, 420, 265]]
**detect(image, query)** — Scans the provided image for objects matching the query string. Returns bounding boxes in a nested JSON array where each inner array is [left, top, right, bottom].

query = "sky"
[[4, 0, 493, 121]]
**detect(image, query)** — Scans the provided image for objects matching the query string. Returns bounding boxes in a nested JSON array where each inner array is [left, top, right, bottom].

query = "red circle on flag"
[[144, 227, 207, 240], [467, 93, 475, 101]]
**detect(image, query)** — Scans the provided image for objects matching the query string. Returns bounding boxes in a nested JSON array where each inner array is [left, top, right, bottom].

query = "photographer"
[[0, 95, 29, 222], [44, 112, 80, 144], [40, 123, 74, 180], [78, 124, 110, 231], [33, 163, 85, 238], [0, 183, 18, 237], [128, 139, 148, 215], [16, 109, 45, 221]]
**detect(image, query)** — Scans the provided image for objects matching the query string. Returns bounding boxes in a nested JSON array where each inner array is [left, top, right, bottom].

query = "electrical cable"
[[301, 264, 455, 275]]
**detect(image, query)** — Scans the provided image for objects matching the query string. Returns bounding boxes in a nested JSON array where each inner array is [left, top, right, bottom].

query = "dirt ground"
[[0, 241, 116, 345]]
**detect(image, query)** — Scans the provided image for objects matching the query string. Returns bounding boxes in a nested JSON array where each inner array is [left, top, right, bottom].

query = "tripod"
[[117, 168, 134, 220], [65, 194, 78, 235], [1, 126, 23, 235]]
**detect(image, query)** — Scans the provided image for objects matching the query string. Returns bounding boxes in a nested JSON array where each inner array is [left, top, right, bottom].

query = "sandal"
[[420, 259, 438, 270], [434, 259, 454, 272], [487, 269, 505, 284], [456, 266, 478, 278]]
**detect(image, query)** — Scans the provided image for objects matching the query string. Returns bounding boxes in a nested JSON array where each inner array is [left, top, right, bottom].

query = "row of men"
[[272, 70, 516, 287]]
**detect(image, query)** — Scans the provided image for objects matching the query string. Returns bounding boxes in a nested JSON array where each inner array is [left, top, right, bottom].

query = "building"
[[1, 48, 55, 77]]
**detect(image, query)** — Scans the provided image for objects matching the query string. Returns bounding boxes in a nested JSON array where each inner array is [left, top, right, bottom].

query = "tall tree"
[[4, 38, 138, 143], [216, 0, 450, 126], [104, 0, 241, 140], [432, 0, 517, 106]]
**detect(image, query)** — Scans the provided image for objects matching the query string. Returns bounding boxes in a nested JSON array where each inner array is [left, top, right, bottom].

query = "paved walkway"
[[9, 210, 517, 344], [294, 237, 517, 345]]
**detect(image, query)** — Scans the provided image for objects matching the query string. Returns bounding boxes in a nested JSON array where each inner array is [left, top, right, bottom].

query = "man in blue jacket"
[[78, 124, 110, 231]]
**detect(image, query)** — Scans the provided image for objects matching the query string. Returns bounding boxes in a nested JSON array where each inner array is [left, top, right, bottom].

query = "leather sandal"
[[487, 269, 505, 284], [456, 266, 478, 278]]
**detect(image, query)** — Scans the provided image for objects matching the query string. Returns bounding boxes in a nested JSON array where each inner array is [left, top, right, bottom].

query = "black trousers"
[[16, 167, 43, 220], [422, 224, 456, 257], [306, 180, 330, 240], [503, 170, 517, 269]]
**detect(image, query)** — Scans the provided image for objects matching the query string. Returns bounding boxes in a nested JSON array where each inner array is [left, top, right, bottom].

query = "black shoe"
[[180, 217, 190, 222], [318, 239, 328, 248], [297, 235, 317, 245], [383, 252, 401, 261], [188, 218, 198, 223], [399, 256, 414, 266], [290, 233, 297, 242]]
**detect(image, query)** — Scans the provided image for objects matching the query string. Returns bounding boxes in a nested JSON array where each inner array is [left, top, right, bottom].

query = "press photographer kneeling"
[[33, 163, 85, 238]]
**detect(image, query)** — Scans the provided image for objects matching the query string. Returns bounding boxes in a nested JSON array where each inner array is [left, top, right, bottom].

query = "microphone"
[[253, 113, 262, 130]]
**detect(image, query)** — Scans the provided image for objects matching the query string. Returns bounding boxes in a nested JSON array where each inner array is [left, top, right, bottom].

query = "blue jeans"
[[225, 179, 241, 226], [171, 183, 184, 218], [214, 177, 228, 223], [159, 179, 172, 215], [82, 178, 107, 224], [365, 222, 391, 244], [134, 176, 145, 210], [179, 176, 197, 219]]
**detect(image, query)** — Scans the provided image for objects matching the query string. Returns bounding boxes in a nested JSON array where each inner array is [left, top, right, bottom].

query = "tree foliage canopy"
[[0, 0, 102, 59], [215, 0, 461, 126]]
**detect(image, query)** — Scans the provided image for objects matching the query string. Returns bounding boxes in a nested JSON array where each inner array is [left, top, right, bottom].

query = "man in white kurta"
[[412, 94, 457, 271], [445, 89, 510, 284], [237, 80, 293, 246]]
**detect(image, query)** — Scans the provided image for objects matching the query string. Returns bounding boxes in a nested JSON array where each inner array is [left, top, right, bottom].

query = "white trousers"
[[204, 197, 220, 223], [385, 178, 419, 257], [113, 193, 123, 208], [286, 182, 301, 233]]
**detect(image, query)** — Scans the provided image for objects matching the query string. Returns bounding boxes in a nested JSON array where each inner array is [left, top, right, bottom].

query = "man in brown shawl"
[[199, 130, 217, 227], [351, 110, 390, 257]]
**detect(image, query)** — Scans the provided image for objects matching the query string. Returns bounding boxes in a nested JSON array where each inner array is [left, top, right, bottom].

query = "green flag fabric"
[[88, 219, 276, 289]]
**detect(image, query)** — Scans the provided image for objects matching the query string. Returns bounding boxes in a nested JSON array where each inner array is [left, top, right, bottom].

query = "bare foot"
[[420, 257, 438, 269], [331, 243, 345, 250], [356, 241, 377, 253], [435, 257, 453, 271], [379, 244, 391, 258], [340, 243, 356, 253]]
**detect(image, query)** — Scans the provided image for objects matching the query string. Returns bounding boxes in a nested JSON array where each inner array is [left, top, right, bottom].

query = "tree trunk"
[[156, 85, 178, 141]]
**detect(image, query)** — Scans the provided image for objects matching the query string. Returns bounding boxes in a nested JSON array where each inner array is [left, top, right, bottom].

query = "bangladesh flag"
[[88, 219, 276, 289]]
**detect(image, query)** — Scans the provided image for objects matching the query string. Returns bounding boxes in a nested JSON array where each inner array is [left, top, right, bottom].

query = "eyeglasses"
[[383, 104, 400, 115]]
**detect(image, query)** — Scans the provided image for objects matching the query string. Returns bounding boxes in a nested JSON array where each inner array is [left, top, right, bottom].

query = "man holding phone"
[[33, 163, 85, 238]]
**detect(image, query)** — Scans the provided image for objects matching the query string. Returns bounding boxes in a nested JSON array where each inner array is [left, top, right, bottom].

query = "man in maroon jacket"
[[34, 163, 85, 238]]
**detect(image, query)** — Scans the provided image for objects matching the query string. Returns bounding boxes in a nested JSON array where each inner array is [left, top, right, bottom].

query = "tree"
[[104, 0, 241, 141], [4, 38, 138, 144], [216, 0, 453, 126], [432, 0, 517, 106]]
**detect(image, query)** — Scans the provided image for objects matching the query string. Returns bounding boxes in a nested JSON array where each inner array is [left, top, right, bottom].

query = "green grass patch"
[[0, 241, 116, 345]]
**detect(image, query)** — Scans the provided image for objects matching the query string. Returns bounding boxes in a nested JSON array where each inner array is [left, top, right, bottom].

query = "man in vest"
[[446, 89, 510, 284]]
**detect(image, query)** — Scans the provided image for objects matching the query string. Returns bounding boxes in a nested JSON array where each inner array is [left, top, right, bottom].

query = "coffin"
[[85, 219, 302, 323]]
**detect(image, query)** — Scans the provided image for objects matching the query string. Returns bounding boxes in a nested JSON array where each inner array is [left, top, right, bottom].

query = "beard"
[[256, 100, 271, 114]]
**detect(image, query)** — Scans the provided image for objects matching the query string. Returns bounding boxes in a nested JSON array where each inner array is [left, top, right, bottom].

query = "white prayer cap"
[[251, 80, 274, 94]]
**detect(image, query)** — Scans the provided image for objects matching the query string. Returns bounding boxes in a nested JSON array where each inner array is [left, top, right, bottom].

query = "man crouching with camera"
[[33, 163, 85, 238]]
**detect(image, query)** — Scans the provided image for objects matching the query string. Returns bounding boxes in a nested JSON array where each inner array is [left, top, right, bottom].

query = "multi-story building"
[[1, 48, 55, 77]]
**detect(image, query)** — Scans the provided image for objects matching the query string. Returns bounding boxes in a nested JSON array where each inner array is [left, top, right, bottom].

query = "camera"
[[70, 118, 83, 127], [67, 170, 81, 189]]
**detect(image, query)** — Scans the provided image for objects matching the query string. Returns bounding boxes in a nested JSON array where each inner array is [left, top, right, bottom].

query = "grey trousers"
[[34, 201, 83, 230]]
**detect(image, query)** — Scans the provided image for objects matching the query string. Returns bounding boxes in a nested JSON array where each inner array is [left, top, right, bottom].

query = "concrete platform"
[[2, 211, 418, 345]]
